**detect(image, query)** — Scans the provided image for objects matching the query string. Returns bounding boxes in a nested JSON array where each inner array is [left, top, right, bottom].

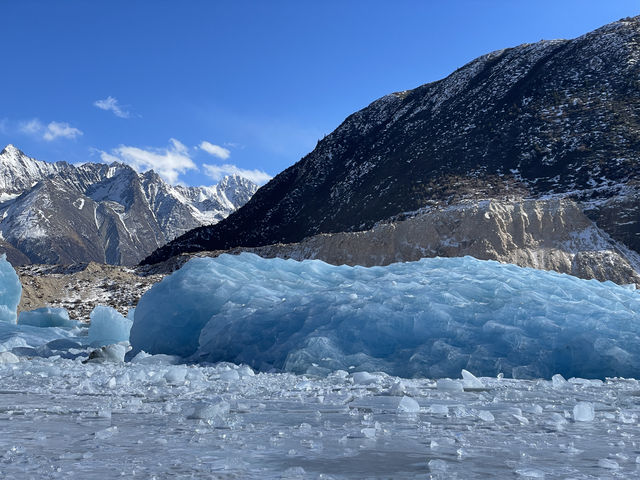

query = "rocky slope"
[[17, 262, 162, 321], [0, 145, 259, 265], [145, 198, 640, 287], [144, 16, 640, 267]]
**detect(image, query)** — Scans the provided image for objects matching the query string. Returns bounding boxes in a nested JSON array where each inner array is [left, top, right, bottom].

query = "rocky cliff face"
[[252, 198, 640, 286], [144, 16, 640, 268], [0, 145, 259, 265], [148, 198, 640, 287]]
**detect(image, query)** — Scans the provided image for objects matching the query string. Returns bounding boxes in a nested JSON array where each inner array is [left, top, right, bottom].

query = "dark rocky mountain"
[[144, 16, 640, 266], [0, 145, 259, 265]]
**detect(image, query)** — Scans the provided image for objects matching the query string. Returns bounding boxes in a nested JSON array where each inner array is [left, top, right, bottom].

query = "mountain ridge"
[[0, 145, 259, 265], [143, 15, 640, 265]]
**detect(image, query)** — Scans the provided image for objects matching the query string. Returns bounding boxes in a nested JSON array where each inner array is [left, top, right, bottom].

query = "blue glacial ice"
[[19, 307, 79, 328], [0, 253, 21, 324], [130, 253, 640, 379], [88, 306, 132, 347]]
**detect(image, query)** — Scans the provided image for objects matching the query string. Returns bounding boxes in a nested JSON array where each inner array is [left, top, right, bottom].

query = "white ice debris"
[[598, 458, 620, 470], [551, 373, 569, 389], [352, 371, 381, 385], [397, 396, 420, 413], [85, 343, 129, 363], [0, 351, 18, 363], [186, 398, 230, 422], [477, 410, 495, 422], [461, 369, 484, 389], [88, 305, 132, 346], [573, 402, 595, 422]]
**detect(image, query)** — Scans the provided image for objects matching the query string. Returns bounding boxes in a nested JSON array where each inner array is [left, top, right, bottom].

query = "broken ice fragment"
[[94, 426, 118, 440], [478, 410, 495, 422], [597, 458, 619, 469], [428, 459, 447, 472], [515, 468, 545, 478], [84, 343, 128, 363], [0, 351, 19, 364], [397, 396, 420, 413], [352, 371, 380, 385], [164, 366, 188, 384], [573, 402, 595, 422], [461, 369, 484, 389], [187, 399, 230, 421], [551, 373, 568, 389], [88, 306, 132, 347]]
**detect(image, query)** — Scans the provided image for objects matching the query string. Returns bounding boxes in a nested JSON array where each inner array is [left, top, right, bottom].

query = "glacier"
[[130, 253, 640, 379]]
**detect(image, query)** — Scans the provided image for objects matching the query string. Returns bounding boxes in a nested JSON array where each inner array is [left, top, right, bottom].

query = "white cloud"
[[43, 122, 83, 141], [203, 163, 272, 185], [93, 96, 130, 118], [199, 141, 230, 160], [102, 138, 197, 184], [19, 119, 44, 135], [19, 119, 83, 141]]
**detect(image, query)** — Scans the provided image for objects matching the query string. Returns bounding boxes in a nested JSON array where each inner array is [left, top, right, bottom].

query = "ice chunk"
[[598, 458, 619, 470], [88, 306, 132, 347], [0, 254, 21, 324], [515, 468, 545, 478], [352, 371, 381, 385], [164, 366, 188, 384], [84, 343, 129, 363], [551, 373, 568, 389], [388, 380, 407, 396], [19, 307, 78, 329], [428, 404, 449, 415], [130, 253, 640, 379], [397, 396, 420, 413], [0, 351, 18, 363], [94, 426, 118, 440], [478, 410, 495, 422], [187, 399, 230, 421], [428, 459, 447, 472], [573, 402, 595, 422], [461, 369, 484, 389], [130, 351, 181, 365], [437, 379, 464, 392]]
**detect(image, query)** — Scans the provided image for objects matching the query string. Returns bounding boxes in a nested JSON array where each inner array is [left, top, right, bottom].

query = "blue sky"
[[1, 1, 638, 186]]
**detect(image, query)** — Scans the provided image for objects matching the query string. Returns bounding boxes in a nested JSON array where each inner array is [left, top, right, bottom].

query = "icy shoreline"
[[2, 356, 640, 479]]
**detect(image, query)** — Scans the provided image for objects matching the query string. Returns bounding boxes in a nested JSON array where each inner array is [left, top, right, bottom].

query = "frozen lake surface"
[[2, 356, 640, 479]]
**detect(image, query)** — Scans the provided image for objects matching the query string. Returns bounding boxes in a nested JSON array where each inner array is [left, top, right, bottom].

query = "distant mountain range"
[[0, 144, 258, 265], [144, 16, 640, 268]]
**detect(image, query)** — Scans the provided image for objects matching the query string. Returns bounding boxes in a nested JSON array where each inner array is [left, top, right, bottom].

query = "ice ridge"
[[130, 253, 640, 379]]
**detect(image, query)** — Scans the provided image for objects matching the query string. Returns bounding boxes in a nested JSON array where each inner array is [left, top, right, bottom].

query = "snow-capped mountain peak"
[[0, 146, 260, 265], [0, 144, 67, 194]]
